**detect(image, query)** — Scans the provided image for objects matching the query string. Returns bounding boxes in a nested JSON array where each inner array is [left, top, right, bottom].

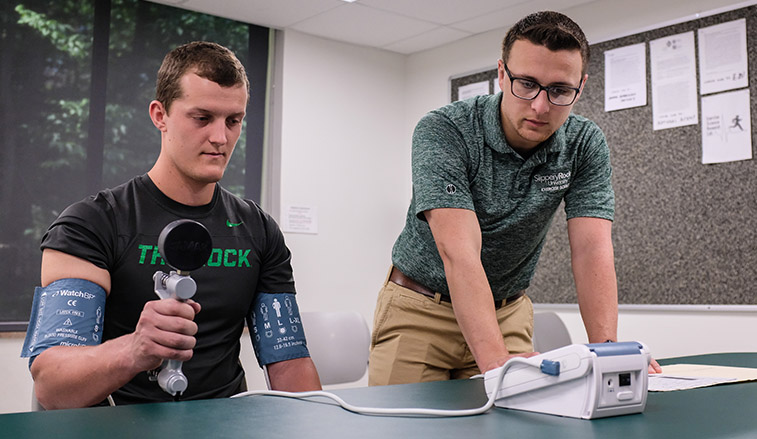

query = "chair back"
[[301, 311, 371, 386], [31, 384, 45, 411], [532, 312, 572, 353]]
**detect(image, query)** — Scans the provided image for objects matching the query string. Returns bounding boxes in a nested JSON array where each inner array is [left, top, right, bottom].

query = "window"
[[0, 0, 269, 329]]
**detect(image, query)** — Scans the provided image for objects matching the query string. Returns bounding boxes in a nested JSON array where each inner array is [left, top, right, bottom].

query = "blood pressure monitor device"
[[150, 219, 212, 397], [484, 342, 650, 419]]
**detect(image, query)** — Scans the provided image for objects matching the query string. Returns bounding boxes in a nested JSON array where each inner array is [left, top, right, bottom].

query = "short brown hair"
[[155, 41, 250, 112], [501, 11, 590, 76]]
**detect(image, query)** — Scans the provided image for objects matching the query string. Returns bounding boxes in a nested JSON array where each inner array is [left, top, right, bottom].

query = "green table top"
[[2, 352, 756, 439]]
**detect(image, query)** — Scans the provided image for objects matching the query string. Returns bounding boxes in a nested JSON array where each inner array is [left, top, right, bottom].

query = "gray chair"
[[532, 312, 572, 353], [31, 384, 45, 411], [264, 311, 370, 389]]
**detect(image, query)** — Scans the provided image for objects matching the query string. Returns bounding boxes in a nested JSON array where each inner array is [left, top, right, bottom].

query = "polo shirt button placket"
[[514, 167, 530, 196]]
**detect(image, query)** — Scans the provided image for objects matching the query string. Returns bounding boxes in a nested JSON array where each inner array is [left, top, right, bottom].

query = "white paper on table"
[[648, 375, 737, 391], [649, 31, 698, 130], [698, 18, 748, 95], [604, 43, 647, 112], [649, 363, 757, 392]]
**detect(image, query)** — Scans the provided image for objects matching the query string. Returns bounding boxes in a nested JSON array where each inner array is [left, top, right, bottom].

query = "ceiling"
[[147, 0, 597, 54]]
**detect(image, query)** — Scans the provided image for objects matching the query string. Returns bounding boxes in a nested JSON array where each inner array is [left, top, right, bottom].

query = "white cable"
[[231, 357, 538, 417]]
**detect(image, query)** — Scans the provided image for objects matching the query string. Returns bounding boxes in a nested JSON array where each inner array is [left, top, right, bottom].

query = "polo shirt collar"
[[483, 92, 568, 157], [483, 93, 509, 154]]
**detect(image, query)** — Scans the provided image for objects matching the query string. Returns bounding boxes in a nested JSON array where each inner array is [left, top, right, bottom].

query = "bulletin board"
[[449, 6, 757, 305]]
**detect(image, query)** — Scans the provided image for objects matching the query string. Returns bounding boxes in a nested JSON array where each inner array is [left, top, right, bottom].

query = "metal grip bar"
[[151, 271, 198, 396]]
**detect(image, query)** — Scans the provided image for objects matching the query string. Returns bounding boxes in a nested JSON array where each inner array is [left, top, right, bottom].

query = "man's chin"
[[516, 129, 551, 147], [194, 170, 225, 185]]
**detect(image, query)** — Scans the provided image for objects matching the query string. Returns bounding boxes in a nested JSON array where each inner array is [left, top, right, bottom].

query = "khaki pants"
[[368, 273, 534, 386]]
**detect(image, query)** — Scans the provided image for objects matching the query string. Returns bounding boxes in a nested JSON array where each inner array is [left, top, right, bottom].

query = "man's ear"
[[149, 100, 168, 132], [579, 74, 589, 94], [497, 59, 507, 93]]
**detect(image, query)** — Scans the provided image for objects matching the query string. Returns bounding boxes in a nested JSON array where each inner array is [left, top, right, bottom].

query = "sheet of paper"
[[701, 88, 752, 164], [698, 18, 748, 95], [281, 205, 318, 234], [604, 43, 647, 112], [648, 363, 757, 392], [648, 375, 737, 391], [457, 80, 490, 101], [649, 31, 698, 130]]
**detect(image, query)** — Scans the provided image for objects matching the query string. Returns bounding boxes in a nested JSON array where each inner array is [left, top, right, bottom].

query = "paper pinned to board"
[[648, 364, 757, 391]]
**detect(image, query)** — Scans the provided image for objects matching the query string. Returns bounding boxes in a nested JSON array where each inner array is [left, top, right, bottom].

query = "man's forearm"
[[577, 287, 618, 343], [573, 250, 618, 342], [31, 336, 141, 409], [425, 208, 517, 373], [446, 260, 511, 372], [572, 244, 618, 342], [568, 218, 618, 343]]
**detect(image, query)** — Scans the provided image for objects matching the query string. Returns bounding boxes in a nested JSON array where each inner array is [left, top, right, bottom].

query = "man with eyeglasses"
[[369, 11, 660, 386]]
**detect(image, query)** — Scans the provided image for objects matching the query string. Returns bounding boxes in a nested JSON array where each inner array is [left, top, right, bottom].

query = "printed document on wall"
[[282, 205, 318, 234], [698, 18, 748, 95], [649, 31, 698, 130], [604, 43, 646, 111], [457, 80, 491, 101], [701, 88, 752, 164]]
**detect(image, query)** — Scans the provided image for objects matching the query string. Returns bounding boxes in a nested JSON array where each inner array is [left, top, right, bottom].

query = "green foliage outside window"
[[0, 0, 261, 326]]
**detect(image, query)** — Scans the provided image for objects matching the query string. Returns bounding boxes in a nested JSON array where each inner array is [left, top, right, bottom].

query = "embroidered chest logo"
[[226, 219, 243, 227], [446, 184, 457, 195], [533, 171, 571, 193]]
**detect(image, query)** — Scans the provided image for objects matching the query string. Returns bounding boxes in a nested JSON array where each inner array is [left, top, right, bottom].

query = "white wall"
[[277, 30, 409, 324], [3, 0, 756, 415], [538, 305, 757, 358]]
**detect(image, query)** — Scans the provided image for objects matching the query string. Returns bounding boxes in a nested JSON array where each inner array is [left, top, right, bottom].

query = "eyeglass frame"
[[502, 63, 583, 106]]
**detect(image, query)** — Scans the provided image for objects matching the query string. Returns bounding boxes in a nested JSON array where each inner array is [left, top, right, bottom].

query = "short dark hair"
[[501, 11, 590, 76], [155, 41, 249, 112]]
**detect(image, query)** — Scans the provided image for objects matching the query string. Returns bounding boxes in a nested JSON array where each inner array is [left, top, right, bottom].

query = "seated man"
[[22, 41, 321, 409]]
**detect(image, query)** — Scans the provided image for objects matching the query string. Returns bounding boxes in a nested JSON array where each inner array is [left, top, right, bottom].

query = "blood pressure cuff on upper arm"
[[247, 292, 310, 367], [21, 278, 106, 367]]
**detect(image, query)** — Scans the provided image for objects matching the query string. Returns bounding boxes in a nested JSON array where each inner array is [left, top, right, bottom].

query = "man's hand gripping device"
[[151, 219, 212, 397]]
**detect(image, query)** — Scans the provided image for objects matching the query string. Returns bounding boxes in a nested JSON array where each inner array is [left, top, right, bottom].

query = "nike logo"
[[226, 220, 243, 227]]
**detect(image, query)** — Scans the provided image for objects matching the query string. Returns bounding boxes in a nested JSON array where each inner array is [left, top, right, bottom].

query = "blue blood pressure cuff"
[[247, 292, 310, 367], [21, 278, 106, 367]]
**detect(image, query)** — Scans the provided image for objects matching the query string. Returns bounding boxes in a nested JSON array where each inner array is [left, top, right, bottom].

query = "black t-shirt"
[[41, 174, 296, 404]]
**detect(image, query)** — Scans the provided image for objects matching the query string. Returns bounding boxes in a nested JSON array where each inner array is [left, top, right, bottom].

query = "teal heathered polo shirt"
[[391, 92, 614, 302]]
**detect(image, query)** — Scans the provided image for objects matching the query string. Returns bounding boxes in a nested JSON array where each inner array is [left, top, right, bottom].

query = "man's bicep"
[[424, 208, 481, 262], [247, 292, 310, 368], [41, 249, 111, 293], [25, 256, 110, 366]]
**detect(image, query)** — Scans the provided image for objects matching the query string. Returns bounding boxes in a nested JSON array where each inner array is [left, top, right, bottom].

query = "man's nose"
[[209, 120, 228, 145], [530, 89, 551, 114]]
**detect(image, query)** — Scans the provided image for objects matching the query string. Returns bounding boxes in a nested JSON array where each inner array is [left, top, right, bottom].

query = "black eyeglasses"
[[503, 64, 582, 106]]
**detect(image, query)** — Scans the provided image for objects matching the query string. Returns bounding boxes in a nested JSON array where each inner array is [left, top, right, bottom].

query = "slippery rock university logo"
[[534, 171, 571, 193]]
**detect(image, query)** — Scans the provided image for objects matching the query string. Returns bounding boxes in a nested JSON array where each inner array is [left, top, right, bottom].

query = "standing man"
[[369, 11, 659, 386], [22, 41, 321, 409]]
